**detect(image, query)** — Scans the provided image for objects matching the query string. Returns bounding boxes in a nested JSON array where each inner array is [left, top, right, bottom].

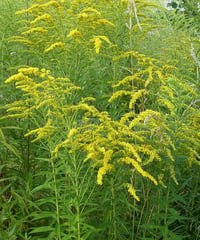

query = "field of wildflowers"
[[0, 0, 200, 239]]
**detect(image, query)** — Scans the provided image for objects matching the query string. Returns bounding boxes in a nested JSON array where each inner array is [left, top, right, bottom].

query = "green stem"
[[51, 155, 61, 240], [73, 152, 81, 240], [111, 177, 117, 240]]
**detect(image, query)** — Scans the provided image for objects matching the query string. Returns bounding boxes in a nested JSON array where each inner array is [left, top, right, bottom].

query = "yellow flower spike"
[[16, 4, 40, 15], [5, 72, 25, 84], [120, 112, 135, 125], [68, 128, 78, 139], [90, 36, 111, 54], [96, 19, 115, 27], [97, 163, 114, 185], [84, 152, 97, 162], [8, 36, 34, 46], [53, 139, 70, 157], [119, 157, 158, 185], [112, 72, 144, 88], [7, 106, 27, 112], [30, 14, 53, 24], [90, 37, 101, 54], [129, 89, 147, 109], [158, 174, 167, 188], [77, 12, 89, 19], [144, 66, 153, 87], [67, 29, 82, 38], [169, 165, 178, 185], [117, 141, 142, 162], [82, 7, 101, 15], [126, 183, 140, 201], [44, 42, 65, 53], [129, 110, 161, 129], [22, 27, 48, 35], [160, 85, 174, 98], [25, 119, 56, 143], [158, 98, 175, 113], [166, 148, 175, 162], [109, 90, 132, 102], [41, 1, 61, 8], [18, 67, 40, 76], [112, 51, 139, 61]]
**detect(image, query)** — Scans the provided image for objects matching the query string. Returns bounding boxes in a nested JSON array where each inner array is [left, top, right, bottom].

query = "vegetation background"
[[0, 0, 200, 239]]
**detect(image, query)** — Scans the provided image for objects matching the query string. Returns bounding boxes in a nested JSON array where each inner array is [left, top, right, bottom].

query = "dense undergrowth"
[[0, 0, 200, 239]]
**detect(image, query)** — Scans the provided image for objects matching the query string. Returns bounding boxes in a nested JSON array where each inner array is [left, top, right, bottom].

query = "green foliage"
[[0, 0, 200, 239]]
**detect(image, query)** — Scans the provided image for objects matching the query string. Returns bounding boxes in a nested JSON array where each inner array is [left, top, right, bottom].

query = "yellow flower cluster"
[[109, 90, 132, 103], [22, 27, 48, 35], [31, 14, 53, 24], [90, 36, 111, 54], [126, 183, 140, 201], [8, 36, 34, 46], [5, 72, 26, 84], [82, 7, 101, 15], [24, 119, 56, 142], [112, 51, 140, 61], [117, 141, 142, 162], [67, 29, 82, 38], [144, 66, 153, 87], [112, 72, 143, 88], [129, 89, 147, 109], [96, 19, 115, 27], [160, 85, 174, 98], [18, 67, 41, 76], [97, 150, 114, 185], [44, 42, 65, 53], [129, 110, 161, 128], [158, 98, 175, 113], [97, 164, 114, 185], [16, 4, 40, 15], [119, 157, 158, 185]]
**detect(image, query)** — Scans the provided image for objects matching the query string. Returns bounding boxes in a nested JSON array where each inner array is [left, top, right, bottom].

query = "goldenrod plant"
[[0, 0, 200, 239]]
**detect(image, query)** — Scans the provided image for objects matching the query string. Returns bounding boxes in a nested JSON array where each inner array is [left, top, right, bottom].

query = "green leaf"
[[29, 226, 54, 234], [0, 140, 22, 160]]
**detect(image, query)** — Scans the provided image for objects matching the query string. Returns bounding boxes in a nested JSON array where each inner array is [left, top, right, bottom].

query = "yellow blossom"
[[5, 72, 25, 83], [68, 128, 78, 138], [77, 12, 89, 19], [22, 27, 48, 35], [97, 163, 114, 185], [112, 51, 139, 61], [44, 42, 65, 53], [30, 14, 53, 24], [96, 19, 115, 27], [144, 67, 153, 87], [67, 29, 82, 38], [109, 90, 132, 102], [126, 183, 140, 201], [90, 36, 111, 54], [112, 72, 144, 88], [119, 157, 158, 185], [82, 7, 101, 15], [41, 1, 60, 8], [8, 36, 34, 46], [18, 67, 40, 76], [158, 98, 174, 113], [129, 89, 147, 109], [25, 119, 56, 142], [160, 85, 174, 98], [129, 110, 161, 128], [53, 139, 70, 156]]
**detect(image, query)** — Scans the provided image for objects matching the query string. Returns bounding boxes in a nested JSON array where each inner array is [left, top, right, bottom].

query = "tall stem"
[[73, 153, 81, 240], [51, 155, 61, 240], [111, 178, 117, 240]]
